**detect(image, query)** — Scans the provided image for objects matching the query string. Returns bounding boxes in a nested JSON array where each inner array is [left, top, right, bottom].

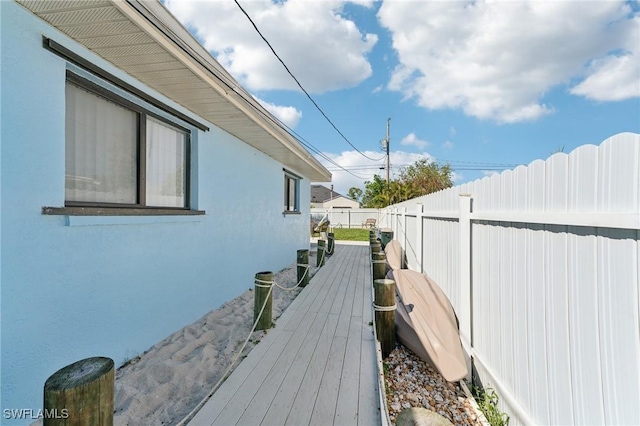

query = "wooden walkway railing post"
[[317, 240, 326, 267], [373, 278, 396, 358], [370, 241, 381, 258], [372, 252, 387, 282], [254, 271, 273, 330], [297, 249, 309, 287], [327, 233, 335, 257], [44, 357, 114, 425]]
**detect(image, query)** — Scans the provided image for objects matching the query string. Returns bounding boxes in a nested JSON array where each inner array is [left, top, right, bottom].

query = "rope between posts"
[[311, 244, 327, 273], [179, 246, 329, 423], [273, 264, 309, 291], [326, 239, 334, 255], [373, 303, 397, 312], [177, 282, 274, 426], [254, 279, 272, 289]]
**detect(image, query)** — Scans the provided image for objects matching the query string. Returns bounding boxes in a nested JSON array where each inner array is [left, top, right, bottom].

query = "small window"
[[65, 78, 189, 209], [284, 171, 300, 213]]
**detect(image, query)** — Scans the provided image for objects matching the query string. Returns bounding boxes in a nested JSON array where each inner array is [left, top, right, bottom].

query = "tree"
[[397, 159, 453, 198], [361, 175, 388, 208], [347, 187, 363, 204], [361, 159, 453, 208]]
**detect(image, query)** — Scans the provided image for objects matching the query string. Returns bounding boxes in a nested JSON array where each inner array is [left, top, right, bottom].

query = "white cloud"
[[570, 16, 640, 101], [400, 133, 429, 149], [254, 96, 302, 128], [166, 0, 377, 93], [442, 140, 454, 150], [378, 0, 638, 123], [314, 150, 433, 195], [482, 170, 499, 177]]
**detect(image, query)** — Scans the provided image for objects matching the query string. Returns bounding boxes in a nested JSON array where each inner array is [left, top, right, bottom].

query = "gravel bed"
[[384, 345, 482, 426]]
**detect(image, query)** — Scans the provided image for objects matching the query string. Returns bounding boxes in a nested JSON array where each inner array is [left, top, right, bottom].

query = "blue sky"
[[165, 0, 640, 196]]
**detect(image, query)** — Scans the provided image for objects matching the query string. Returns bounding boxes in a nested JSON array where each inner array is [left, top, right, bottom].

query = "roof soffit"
[[16, 0, 331, 182]]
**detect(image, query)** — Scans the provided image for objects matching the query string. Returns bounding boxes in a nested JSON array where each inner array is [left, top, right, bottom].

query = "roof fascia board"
[[114, 0, 331, 181]]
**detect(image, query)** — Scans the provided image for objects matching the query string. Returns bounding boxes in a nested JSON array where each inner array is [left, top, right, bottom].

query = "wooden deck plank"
[[358, 336, 380, 425], [308, 335, 348, 425], [190, 243, 380, 426], [308, 248, 350, 314], [335, 253, 358, 338], [334, 316, 364, 424], [235, 311, 320, 425], [328, 249, 354, 316], [362, 259, 374, 327], [352, 247, 365, 319], [284, 313, 340, 426], [190, 329, 293, 425], [317, 248, 353, 315], [358, 257, 380, 425], [261, 310, 335, 425]]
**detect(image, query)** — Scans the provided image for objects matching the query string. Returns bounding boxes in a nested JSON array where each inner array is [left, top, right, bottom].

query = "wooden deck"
[[190, 243, 381, 426]]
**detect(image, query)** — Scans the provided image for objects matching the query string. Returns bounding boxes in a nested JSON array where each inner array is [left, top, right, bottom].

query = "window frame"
[[283, 170, 301, 214], [64, 71, 192, 211]]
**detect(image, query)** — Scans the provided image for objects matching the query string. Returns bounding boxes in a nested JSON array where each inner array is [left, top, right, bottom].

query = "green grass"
[[330, 228, 370, 241]]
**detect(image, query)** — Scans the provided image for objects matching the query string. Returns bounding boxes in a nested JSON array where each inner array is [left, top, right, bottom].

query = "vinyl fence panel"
[[383, 133, 640, 425]]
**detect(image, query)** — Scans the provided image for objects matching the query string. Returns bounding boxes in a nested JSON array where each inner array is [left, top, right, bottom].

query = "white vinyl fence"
[[381, 132, 640, 425], [310, 208, 386, 229]]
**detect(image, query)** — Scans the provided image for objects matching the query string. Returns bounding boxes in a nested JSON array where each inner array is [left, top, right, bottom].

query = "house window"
[[284, 171, 300, 213], [65, 77, 189, 209]]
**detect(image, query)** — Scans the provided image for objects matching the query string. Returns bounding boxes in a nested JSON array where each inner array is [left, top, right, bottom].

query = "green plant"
[[472, 386, 509, 426], [121, 354, 140, 369], [382, 361, 391, 395]]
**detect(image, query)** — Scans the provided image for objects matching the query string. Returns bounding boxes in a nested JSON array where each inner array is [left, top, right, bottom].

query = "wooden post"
[[44, 357, 114, 426], [372, 252, 387, 282], [297, 249, 309, 287], [327, 232, 335, 257], [317, 240, 326, 267], [373, 278, 396, 358], [254, 271, 273, 330], [370, 242, 381, 258]]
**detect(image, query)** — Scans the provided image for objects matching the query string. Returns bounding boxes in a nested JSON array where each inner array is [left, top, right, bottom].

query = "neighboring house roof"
[[311, 185, 354, 204], [17, 0, 331, 182]]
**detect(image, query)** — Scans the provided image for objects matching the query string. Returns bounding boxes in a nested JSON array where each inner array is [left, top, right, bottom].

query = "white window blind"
[[65, 82, 137, 204], [145, 118, 186, 208]]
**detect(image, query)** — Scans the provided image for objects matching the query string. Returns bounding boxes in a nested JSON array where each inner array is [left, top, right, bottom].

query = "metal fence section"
[[380, 132, 640, 425]]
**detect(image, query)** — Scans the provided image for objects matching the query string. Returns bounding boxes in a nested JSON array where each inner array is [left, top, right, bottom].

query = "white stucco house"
[[0, 0, 331, 422]]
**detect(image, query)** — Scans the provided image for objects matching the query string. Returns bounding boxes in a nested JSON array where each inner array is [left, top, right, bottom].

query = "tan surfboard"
[[390, 269, 468, 382], [384, 240, 404, 271]]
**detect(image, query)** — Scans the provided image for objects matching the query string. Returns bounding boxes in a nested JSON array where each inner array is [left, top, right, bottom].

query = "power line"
[[233, 0, 385, 163], [137, 0, 366, 181]]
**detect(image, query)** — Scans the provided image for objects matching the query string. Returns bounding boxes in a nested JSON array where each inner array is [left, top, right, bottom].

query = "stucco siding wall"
[[0, 2, 310, 421]]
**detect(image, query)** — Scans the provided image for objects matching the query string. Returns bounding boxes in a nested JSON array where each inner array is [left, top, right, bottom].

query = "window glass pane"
[[146, 117, 186, 207], [289, 177, 297, 211], [284, 174, 298, 212], [65, 82, 137, 204], [284, 177, 289, 211]]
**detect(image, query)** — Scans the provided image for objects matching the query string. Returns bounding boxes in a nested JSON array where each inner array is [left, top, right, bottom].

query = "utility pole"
[[385, 118, 391, 186]]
